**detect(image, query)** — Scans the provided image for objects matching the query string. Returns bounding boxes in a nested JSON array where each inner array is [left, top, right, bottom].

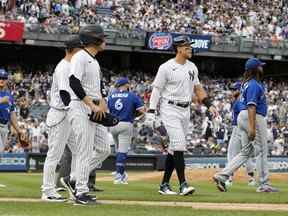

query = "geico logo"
[[0, 23, 6, 38]]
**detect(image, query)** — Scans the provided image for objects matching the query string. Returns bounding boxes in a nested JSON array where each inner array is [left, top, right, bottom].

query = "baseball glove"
[[18, 132, 29, 148], [89, 100, 119, 127]]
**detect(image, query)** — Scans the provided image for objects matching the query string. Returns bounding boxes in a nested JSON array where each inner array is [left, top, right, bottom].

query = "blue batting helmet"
[[0, 69, 8, 80]]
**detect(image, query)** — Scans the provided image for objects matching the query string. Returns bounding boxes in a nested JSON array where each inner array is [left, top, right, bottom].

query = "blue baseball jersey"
[[108, 90, 144, 123], [231, 99, 244, 126], [0, 90, 16, 124], [240, 79, 267, 117]]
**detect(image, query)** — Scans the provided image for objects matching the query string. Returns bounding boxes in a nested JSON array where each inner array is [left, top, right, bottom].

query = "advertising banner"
[[185, 156, 288, 172], [0, 153, 28, 171], [0, 21, 24, 42], [146, 32, 212, 52]]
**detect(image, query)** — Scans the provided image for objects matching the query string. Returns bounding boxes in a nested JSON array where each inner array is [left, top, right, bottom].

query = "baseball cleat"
[[248, 178, 256, 186], [225, 179, 233, 187], [213, 174, 227, 192], [56, 187, 66, 192], [113, 172, 128, 185], [179, 182, 195, 196], [60, 176, 76, 200], [159, 183, 177, 195], [74, 193, 97, 205], [41, 193, 65, 202], [256, 184, 279, 193]]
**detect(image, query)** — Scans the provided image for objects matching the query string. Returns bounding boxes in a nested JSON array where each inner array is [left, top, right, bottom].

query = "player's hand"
[[145, 112, 156, 128], [90, 104, 106, 122], [209, 106, 218, 118], [0, 96, 9, 104], [248, 127, 256, 141]]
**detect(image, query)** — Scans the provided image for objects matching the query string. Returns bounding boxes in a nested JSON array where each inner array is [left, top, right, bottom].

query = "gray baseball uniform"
[[227, 126, 255, 174], [221, 110, 268, 184]]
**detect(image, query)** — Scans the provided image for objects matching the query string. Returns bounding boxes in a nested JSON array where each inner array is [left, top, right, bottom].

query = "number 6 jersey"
[[107, 89, 144, 123]]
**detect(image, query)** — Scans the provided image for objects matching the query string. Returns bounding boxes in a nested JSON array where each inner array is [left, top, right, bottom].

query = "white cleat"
[[179, 182, 195, 196], [248, 178, 256, 186], [159, 183, 177, 195], [41, 192, 65, 202]]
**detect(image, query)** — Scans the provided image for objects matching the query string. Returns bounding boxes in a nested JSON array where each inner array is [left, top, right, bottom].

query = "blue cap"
[[245, 58, 266, 71], [0, 69, 8, 79], [231, 81, 241, 90], [115, 77, 129, 87]]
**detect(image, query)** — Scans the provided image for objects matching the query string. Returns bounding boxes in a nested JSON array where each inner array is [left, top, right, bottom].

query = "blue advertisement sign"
[[146, 32, 212, 52], [0, 153, 28, 171]]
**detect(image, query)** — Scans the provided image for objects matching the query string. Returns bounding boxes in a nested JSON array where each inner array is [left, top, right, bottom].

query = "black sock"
[[173, 151, 186, 185], [161, 153, 174, 184], [248, 172, 254, 178]]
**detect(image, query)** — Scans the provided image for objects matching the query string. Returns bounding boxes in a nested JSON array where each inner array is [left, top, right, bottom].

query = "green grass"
[[0, 203, 285, 216], [0, 172, 287, 204]]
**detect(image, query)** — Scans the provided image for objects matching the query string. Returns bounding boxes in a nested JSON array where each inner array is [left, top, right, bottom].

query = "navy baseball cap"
[[231, 81, 241, 90], [65, 35, 82, 49], [245, 58, 266, 71], [0, 69, 8, 79], [116, 77, 129, 87], [173, 35, 195, 47]]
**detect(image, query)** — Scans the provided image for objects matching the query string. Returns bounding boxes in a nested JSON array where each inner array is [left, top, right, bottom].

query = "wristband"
[[147, 109, 155, 114], [202, 97, 212, 109]]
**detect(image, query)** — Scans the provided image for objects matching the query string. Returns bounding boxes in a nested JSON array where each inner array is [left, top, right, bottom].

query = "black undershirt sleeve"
[[59, 90, 71, 106], [69, 75, 87, 100]]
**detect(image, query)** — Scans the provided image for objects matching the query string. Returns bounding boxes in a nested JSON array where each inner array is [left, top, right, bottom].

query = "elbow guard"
[[69, 75, 86, 100]]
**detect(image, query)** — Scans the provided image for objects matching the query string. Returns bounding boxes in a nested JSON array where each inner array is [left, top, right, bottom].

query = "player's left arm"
[[194, 84, 218, 117], [134, 94, 145, 117], [10, 98, 20, 134]]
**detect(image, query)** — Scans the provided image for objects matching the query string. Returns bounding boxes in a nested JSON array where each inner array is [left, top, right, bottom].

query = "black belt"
[[168, 100, 190, 108]]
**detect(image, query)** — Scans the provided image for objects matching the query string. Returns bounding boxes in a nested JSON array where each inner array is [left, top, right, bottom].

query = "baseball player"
[[65, 24, 109, 205], [147, 35, 218, 195], [213, 58, 279, 193], [108, 77, 145, 184], [41, 35, 81, 202], [0, 69, 22, 153], [226, 81, 256, 187]]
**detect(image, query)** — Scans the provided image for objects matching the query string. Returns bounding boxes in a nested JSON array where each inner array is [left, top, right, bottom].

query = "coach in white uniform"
[[41, 36, 81, 202], [147, 35, 218, 195], [67, 24, 108, 205]]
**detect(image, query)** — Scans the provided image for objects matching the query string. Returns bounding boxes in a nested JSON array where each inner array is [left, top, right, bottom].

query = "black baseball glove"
[[89, 100, 119, 127]]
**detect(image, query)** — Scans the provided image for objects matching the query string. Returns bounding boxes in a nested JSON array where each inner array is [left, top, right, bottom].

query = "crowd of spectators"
[[1, 0, 288, 41], [2, 66, 288, 156]]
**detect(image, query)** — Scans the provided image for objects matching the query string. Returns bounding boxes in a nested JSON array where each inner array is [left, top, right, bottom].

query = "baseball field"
[[0, 169, 287, 216]]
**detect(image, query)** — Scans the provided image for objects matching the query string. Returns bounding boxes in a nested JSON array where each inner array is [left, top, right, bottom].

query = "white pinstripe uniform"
[[69, 50, 110, 195], [42, 59, 77, 194], [152, 58, 200, 152]]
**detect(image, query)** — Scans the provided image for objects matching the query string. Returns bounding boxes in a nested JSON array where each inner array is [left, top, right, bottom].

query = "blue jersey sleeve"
[[133, 94, 144, 110], [246, 82, 261, 107]]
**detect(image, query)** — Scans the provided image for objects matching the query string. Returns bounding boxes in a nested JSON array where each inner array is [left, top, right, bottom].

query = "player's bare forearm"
[[83, 96, 95, 108], [248, 105, 256, 131], [10, 112, 20, 134], [194, 84, 207, 102]]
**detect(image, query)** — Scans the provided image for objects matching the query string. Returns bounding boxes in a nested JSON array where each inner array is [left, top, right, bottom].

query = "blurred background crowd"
[[2, 65, 288, 156], [1, 0, 288, 40]]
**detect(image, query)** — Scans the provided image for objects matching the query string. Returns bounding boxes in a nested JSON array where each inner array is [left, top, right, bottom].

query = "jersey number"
[[115, 99, 123, 111]]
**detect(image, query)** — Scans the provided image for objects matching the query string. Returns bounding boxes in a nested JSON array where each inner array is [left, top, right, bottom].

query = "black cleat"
[[213, 174, 227, 192]]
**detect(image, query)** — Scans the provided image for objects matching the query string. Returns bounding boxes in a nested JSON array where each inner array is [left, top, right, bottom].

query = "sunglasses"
[[0, 77, 8, 80]]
